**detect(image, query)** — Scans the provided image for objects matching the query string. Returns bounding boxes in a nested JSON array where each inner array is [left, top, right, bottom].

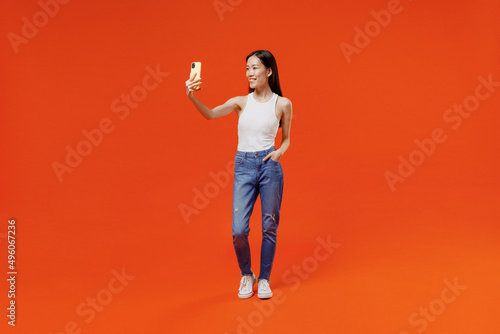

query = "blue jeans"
[[232, 147, 284, 282]]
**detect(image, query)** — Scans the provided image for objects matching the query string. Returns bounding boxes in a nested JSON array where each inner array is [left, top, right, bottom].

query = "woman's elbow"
[[203, 112, 215, 120]]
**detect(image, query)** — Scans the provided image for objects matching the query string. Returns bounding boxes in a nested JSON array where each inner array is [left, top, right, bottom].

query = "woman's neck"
[[253, 86, 273, 101]]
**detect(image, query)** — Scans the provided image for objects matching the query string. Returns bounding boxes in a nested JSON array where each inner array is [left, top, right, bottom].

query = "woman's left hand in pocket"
[[263, 150, 282, 162]]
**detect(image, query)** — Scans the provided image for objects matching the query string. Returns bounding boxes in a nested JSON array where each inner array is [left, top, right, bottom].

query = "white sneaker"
[[257, 279, 273, 299], [238, 273, 256, 299]]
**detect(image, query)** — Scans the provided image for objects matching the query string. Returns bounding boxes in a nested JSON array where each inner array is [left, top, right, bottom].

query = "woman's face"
[[246, 56, 271, 90]]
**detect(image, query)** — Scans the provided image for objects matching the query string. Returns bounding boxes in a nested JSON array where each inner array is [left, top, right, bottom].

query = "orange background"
[[1, 0, 499, 333]]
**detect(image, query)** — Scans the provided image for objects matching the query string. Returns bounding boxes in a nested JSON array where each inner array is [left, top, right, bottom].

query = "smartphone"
[[190, 62, 202, 90]]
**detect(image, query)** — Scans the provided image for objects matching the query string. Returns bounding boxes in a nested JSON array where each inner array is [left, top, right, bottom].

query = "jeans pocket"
[[235, 156, 244, 165]]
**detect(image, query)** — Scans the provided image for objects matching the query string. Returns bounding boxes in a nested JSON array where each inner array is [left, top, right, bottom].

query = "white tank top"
[[237, 92, 279, 152]]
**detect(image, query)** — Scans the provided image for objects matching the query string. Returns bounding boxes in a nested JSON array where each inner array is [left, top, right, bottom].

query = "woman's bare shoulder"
[[277, 96, 292, 111], [228, 95, 248, 113]]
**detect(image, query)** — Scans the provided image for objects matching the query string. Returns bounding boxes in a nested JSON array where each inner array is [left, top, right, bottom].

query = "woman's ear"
[[267, 68, 272, 77]]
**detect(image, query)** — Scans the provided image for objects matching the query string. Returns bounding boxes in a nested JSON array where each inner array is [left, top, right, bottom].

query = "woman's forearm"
[[188, 94, 214, 120], [277, 138, 290, 155]]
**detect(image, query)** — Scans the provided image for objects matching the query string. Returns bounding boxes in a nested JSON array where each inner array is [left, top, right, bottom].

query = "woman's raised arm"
[[186, 74, 242, 120]]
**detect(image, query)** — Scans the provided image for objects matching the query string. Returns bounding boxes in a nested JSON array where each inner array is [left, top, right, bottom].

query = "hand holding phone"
[[189, 62, 202, 91]]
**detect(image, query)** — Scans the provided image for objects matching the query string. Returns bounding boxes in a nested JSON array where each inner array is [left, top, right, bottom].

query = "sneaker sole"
[[257, 292, 273, 299], [238, 291, 254, 299]]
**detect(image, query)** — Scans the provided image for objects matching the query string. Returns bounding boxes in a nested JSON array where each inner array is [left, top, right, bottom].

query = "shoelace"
[[239, 276, 249, 290], [259, 280, 270, 291]]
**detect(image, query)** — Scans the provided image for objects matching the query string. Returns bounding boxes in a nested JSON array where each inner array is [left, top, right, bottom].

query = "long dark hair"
[[246, 50, 283, 97], [246, 50, 283, 127]]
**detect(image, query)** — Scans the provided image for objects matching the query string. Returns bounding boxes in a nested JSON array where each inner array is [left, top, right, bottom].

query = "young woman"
[[185, 50, 292, 299]]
